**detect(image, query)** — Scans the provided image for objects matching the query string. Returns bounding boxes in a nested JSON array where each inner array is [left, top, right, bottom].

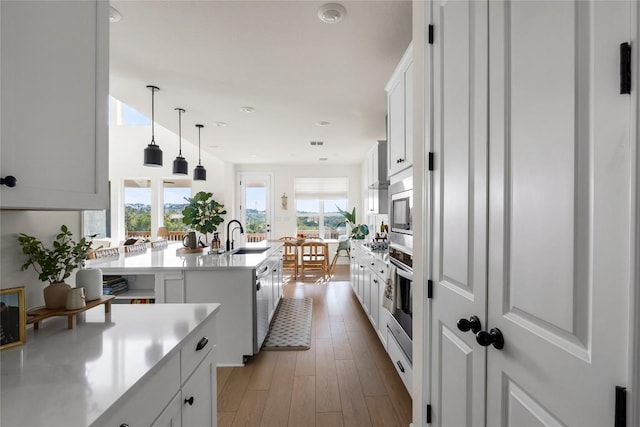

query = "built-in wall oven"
[[389, 174, 413, 250], [387, 245, 413, 364]]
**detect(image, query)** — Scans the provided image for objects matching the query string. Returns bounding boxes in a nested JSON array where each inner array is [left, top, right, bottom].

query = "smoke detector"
[[317, 3, 346, 24]]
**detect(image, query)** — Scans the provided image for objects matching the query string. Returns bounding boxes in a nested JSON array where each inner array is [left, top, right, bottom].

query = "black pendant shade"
[[193, 165, 207, 181], [143, 85, 163, 167], [172, 108, 188, 175], [194, 124, 207, 181]]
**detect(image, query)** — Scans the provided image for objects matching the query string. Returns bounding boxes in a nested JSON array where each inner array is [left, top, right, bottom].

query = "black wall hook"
[[0, 175, 16, 187]]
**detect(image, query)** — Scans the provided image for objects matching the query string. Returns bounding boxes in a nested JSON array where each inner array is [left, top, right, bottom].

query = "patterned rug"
[[262, 298, 313, 351]]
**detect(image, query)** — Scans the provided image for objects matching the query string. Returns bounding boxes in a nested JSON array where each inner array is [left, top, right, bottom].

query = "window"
[[124, 179, 151, 238], [163, 180, 191, 232], [110, 96, 151, 126], [295, 177, 348, 239]]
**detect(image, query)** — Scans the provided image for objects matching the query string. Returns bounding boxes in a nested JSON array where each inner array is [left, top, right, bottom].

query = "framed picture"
[[1, 287, 26, 351]]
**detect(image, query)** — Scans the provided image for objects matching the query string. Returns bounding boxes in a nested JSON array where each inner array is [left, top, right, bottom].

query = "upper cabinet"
[[386, 43, 413, 178], [0, 0, 109, 210]]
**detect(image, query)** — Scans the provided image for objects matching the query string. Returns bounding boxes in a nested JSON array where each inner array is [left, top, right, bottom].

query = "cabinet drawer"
[[100, 352, 180, 427], [181, 315, 216, 385], [386, 330, 413, 397], [374, 259, 388, 278]]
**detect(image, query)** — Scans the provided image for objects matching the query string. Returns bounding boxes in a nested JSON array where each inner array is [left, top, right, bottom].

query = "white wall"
[[0, 210, 81, 309], [109, 123, 226, 242]]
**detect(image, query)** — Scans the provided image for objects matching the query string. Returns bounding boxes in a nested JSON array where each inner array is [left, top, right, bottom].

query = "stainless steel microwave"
[[389, 175, 413, 249]]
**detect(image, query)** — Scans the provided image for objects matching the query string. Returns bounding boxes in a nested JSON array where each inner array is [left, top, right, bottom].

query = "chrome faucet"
[[226, 219, 244, 252]]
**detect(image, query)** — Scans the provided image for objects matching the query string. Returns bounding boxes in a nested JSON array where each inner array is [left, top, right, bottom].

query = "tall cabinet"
[[427, 1, 635, 426], [386, 42, 413, 178], [0, 0, 109, 210]]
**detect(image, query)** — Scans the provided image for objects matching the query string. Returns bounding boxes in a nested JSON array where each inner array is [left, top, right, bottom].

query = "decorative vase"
[[76, 268, 103, 301], [65, 287, 86, 310], [43, 282, 71, 309]]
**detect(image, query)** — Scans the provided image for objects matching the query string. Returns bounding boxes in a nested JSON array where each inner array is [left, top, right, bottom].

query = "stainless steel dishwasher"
[[254, 262, 271, 352]]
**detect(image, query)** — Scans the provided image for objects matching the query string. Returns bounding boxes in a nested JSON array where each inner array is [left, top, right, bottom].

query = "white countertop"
[[86, 241, 283, 272], [0, 303, 220, 427]]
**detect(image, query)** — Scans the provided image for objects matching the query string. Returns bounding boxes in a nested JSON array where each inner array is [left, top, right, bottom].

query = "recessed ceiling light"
[[310, 141, 325, 146], [208, 145, 221, 149], [318, 3, 346, 24], [316, 121, 331, 127], [319, 157, 329, 161], [241, 106, 255, 114], [109, 7, 122, 23], [214, 122, 228, 127]]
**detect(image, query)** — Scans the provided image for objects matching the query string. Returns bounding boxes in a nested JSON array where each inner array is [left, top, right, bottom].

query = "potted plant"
[[182, 191, 227, 245], [17, 225, 94, 309], [336, 206, 369, 239]]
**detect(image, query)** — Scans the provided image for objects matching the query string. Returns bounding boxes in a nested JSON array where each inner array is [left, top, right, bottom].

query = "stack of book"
[[102, 275, 129, 296]]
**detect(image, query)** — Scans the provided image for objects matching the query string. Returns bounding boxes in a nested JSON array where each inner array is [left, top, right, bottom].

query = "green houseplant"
[[336, 206, 369, 240], [182, 191, 227, 244], [17, 225, 94, 309]]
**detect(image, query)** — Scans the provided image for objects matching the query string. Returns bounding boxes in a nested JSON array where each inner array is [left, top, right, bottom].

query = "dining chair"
[[282, 241, 299, 280], [329, 238, 351, 277], [300, 241, 329, 280], [278, 236, 297, 241]]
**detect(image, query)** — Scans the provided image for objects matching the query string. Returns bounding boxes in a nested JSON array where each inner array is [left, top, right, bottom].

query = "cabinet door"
[[182, 350, 216, 427], [402, 61, 413, 169], [151, 392, 182, 427], [0, 0, 108, 210], [387, 76, 405, 177]]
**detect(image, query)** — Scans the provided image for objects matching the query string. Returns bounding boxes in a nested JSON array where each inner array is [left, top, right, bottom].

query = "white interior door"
[[486, 1, 632, 425], [430, 1, 489, 425], [238, 173, 272, 242]]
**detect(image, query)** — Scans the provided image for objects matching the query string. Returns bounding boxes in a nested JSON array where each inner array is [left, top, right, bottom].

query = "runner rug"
[[262, 297, 313, 350]]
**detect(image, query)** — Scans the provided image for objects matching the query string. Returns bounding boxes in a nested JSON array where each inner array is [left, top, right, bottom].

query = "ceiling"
[[109, 0, 412, 165]]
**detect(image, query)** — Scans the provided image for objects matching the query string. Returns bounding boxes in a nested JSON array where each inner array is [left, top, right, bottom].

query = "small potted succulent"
[[336, 206, 369, 240], [17, 225, 94, 309], [182, 191, 227, 245]]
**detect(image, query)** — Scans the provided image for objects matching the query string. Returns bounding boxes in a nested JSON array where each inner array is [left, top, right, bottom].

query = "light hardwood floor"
[[216, 265, 413, 427]]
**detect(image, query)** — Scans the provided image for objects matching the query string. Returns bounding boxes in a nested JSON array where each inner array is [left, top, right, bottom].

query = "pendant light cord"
[[177, 108, 184, 156], [147, 85, 159, 146], [197, 125, 202, 164]]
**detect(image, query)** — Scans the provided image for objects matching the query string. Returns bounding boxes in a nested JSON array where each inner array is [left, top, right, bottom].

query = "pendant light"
[[172, 108, 188, 175], [143, 85, 163, 167], [193, 124, 207, 181]]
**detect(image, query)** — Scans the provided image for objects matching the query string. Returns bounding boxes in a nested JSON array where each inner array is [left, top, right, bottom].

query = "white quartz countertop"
[[86, 241, 283, 272], [0, 303, 220, 427]]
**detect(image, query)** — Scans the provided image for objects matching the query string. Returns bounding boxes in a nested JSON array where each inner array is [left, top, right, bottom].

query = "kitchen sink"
[[232, 247, 269, 255]]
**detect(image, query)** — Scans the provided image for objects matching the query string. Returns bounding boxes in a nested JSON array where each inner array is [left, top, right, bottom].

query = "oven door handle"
[[389, 258, 413, 280]]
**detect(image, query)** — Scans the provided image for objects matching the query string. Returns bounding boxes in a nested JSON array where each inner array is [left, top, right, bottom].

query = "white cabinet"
[[101, 311, 218, 427], [182, 350, 216, 426], [385, 43, 413, 178], [0, 0, 109, 210]]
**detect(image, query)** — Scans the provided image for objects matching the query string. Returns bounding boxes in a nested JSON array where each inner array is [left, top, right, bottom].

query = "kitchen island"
[[1, 303, 220, 427], [86, 241, 284, 365]]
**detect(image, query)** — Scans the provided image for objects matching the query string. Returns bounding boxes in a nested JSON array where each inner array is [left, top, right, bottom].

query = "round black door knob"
[[476, 328, 504, 350], [0, 175, 17, 187], [184, 396, 195, 406], [457, 315, 482, 334]]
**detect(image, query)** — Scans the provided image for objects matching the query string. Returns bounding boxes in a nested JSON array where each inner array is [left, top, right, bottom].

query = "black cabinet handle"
[[196, 337, 209, 351], [256, 281, 261, 291], [0, 176, 16, 187], [396, 360, 405, 373], [457, 315, 482, 334], [120, 424, 129, 427], [476, 328, 504, 350], [184, 396, 194, 405]]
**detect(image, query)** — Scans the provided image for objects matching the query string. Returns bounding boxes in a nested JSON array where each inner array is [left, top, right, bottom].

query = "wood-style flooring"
[[216, 265, 413, 427]]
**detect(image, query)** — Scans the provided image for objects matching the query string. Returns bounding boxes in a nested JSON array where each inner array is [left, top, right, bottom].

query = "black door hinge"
[[428, 25, 434, 44], [615, 386, 626, 427], [620, 42, 631, 94], [427, 280, 433, 299], [426, 404, 432, 423], [428, 152, 435, 171]]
